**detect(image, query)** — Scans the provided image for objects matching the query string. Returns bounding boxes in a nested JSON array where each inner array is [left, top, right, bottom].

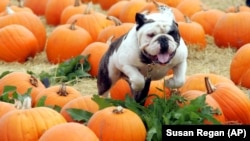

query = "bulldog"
[[97, 4, 188, 103]]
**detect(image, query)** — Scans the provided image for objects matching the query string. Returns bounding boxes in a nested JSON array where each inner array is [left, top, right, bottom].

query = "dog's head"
[[135, 5, 180, 65]]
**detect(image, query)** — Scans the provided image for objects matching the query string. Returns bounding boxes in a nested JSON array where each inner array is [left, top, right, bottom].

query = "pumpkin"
[[66, 8, 114, 41], [0, 0, 9, 12], [226, 5, 250, 13], [45, 0, 75, 25], [60, 95, 99, 122], [119, 0, 147, 23], [0, 24, 39, 63], [213, 11, 250, 49], [203, 77, 250, 124], [0, 71, 46, 107], [6, 1, 34, 14], [60, 0, 92, 24], [35, 83, 82, 108], [178, 16, 207, 49], [107, 0, 129, 19], [191, 8, 225, 36], [39, 122, 99, 141], [98, 0, 119, 10], [88, 106, 147, 141], [81, 41, 109, 77], [46, 20, 93, 64], [97, 16, 134, 43], [176, 0, 204, 17], [230, 43, 250, 88], [181, 90, 226, 124], [0, 10, 47, 52], [0, 101, 16, 118], [23, 0, 49, 15], [158, 0, 183, 7], [178, 73, 234, 93], [0, 97, 67, 141]]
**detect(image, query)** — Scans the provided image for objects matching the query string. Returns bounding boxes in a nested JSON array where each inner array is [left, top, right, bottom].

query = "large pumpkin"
[[0, 24, 39, 63], [0, 98, 67, 141], [46, 20, 93, 64], [213, 11, 250, 49], [35, 83, 82, 108], [39, 122, 99, 141], [0, 71, 46, 107], [60, 95, 99, 122], [88, 106, 146, 141], [230, 43, 250, 88]]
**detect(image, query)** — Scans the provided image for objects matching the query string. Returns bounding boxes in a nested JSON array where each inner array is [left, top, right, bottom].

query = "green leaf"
[[91, 95, 114, 110], [35, 96, 47, 107], [66, 108, 93, 122], [146, 127, 157, 141], [0, 71, 12, 79]]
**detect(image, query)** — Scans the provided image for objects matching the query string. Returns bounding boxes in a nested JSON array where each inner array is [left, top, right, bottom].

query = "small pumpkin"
[[0, 97, 67, 141], [88, 106, 147, 141], [35, 83, 82, 108], [230, 43, 250, 88], [46, 20, 93, 64], [176, 0, 204, 17], [81, 41, 109, 77], [23, 0, 49, 15], [0, 71, 46, 106], [107, 0, 129, 19], [39, 122, 99, 141], [60, 95, 99, 122], [98, 0, 119, 10]]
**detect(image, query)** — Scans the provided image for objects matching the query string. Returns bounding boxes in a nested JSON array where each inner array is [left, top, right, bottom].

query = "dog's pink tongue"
[[157, 53, 170, 64]]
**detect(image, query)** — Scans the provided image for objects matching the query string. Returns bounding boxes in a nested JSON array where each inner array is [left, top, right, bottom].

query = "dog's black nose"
[[158, 36, 169, 53]]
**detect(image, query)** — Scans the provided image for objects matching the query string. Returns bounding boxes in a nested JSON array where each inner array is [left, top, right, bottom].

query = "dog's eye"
[[147, 33, 155, 38], [168, 30, 177, 36]]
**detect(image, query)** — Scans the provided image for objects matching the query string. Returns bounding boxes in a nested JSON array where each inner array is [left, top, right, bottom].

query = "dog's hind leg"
[[133, 77, 152, 105]]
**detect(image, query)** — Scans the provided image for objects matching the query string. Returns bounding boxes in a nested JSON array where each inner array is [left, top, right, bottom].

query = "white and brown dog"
[[97, 4, 188, 103]]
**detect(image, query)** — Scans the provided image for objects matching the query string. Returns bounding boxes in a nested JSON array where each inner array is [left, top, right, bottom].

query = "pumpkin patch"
[[0, 0, 250, 140]]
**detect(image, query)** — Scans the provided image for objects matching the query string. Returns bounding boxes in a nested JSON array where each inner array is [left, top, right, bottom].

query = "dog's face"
[[135, 12, 180, 65]]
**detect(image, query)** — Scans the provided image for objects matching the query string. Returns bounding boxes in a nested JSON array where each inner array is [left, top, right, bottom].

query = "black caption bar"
[[162, 125, 250, 140]]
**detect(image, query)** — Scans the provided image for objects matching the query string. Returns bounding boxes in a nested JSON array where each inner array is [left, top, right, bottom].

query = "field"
[[1, 0, 249, 96]]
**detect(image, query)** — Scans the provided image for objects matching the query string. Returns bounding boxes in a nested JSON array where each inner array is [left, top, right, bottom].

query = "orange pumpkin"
[[98, 0, 119, 10], [226, 5, 250, 13], [4, 2, 34, 14], [35, 83, 82, 108], [181, 90, 226, 124], [107, 0, 129, 19], [0, 101, 16, 118], [176, 0, 204, 17], [119, 0, 147, 23], [213, 11, 250, 49], [81, 41, 109, 77], [88, 106, 146, 141], [0, 71, 46, 107], [0, 11, 47, 52], [46, 20, 93, 64], [60, 95, 99, 122], [0, 98, 67, 141], [179, 73, 234, 93], [0, 0, 9, 12], [230, 43, 250, 88], [178, 16, 207, 49], [203, 77, 250, 124], [45, 0, 75, 25], [39, 122, 99, 141], [23, 0, 49, 15], [0, 24, 39, 63], [191, 8, 225, 36], [66, 9, 114, 41], [97, 16, 134, 43]]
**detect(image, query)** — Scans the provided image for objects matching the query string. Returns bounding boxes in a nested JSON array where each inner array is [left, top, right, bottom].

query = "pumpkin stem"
[[29, 75, 39, 87], [184, 15, 192, 23], [17, 0, 24, 8], [84, 1, 93, 14], [6, 5, 15, 15], [106, 35, 114, 45], [74, 0, 81, 7], [113, 106, 124, 114], [204, 77, 216, 94], [69, 20, 78, 30], [14, 97, 32, 109], [106, 16, 122, 26], [57, 83, 69, 96]]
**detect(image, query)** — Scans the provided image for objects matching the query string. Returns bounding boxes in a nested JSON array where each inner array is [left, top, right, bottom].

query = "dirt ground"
[[0, 0, 249, 95]]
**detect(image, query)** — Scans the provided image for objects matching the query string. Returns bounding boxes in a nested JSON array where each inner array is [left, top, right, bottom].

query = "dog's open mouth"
[[142, 50, 176, 64]]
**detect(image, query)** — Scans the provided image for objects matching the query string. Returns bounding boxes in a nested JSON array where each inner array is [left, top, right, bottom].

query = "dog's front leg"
[[165, 60, 187, 89]]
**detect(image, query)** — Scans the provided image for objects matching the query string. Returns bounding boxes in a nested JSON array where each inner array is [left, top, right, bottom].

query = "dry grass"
[[1, 0, 249, 95]]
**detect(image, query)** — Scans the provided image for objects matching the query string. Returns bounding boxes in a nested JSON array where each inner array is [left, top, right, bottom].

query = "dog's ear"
[[135, 13, 147, 30]]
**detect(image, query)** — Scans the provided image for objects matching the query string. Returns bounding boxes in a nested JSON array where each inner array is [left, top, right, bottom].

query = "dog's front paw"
[[165, 77, 185, 89], [130, 76, 145, 91]]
